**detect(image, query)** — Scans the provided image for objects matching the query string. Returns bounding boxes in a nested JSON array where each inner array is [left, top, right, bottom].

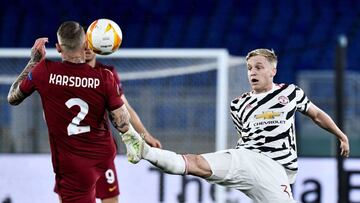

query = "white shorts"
[[201, 148, 296, 203]]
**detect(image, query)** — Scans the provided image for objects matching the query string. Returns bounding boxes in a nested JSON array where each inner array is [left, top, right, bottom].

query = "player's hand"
[[31, 37, 48, 62], [339, 136, 350, 158], [144, 134, 162, 148]]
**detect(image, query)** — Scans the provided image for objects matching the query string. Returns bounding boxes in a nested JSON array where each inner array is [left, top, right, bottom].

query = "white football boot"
[[121, 124, 144, 164]]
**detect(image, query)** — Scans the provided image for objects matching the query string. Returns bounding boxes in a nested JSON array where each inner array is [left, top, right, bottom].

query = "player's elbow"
[[312, 116, 322, 126], [110, 105, 131, 133], [7, 95, 20, 105]]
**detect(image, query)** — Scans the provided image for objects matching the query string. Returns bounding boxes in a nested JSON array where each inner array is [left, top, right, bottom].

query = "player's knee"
[[185, 154, 212, 178]]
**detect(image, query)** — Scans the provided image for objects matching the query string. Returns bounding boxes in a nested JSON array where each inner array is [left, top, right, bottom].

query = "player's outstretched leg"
[[121, 125, 187, 174], [121, 125, 189, 174], [121, 126, 213, 177]]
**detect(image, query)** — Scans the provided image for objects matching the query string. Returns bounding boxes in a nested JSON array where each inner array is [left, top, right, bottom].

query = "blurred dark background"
[[1, 0, 360, 83]]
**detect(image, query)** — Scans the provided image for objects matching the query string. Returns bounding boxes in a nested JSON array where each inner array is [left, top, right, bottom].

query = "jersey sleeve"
[[295, 85, 311, 113], [103, 69, 124, 111], [230, 98, 243, 137], [19, 60, 46, 96]]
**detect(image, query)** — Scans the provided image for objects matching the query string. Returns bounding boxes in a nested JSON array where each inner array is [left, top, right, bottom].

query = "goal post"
[[0, 48, 249, 203]]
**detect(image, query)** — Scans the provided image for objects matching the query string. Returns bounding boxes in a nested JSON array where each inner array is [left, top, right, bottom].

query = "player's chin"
[[250, 83, 260, 90], [85, 55, 94, 61]]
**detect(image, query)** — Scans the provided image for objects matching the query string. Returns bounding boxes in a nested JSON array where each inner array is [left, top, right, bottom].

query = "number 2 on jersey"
[[65, 98, 90, 136]]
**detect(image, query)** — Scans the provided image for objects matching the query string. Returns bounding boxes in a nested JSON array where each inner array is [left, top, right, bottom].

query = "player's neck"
[[62, 53, 85, 64], [87, 59, 96, 67], [253, 83, 274, 94]]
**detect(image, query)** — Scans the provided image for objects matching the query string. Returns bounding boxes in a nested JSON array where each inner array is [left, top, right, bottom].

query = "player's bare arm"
[[109, 104, 130, 133], [121, 95, 162, 148], [305, 103, 350, 157], [7, 38, 48, 105], [7, 60, 35, 105]]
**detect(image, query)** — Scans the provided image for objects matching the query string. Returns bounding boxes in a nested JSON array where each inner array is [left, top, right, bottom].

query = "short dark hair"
[[57, 21, 85, 51]]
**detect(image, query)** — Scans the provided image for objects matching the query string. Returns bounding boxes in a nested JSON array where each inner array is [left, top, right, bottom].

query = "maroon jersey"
[[95, 62, 123, 94], [19, 59, 123, 173]]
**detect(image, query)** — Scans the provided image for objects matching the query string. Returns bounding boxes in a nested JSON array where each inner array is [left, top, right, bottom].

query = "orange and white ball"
[[86, 19, 122, 55]]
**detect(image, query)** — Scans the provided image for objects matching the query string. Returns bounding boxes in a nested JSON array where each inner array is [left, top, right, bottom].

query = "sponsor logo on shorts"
[[108, 186, 117, 192]]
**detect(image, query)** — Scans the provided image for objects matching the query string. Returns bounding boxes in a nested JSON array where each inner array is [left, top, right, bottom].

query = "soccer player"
[[55, 48, 162, 203], [7, 21, 138, 203], [122, 48, 350, 202]]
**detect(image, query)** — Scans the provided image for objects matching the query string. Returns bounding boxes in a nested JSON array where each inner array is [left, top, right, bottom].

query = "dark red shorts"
[[54, 156, 119, 203], [95, 161, 120, 199]]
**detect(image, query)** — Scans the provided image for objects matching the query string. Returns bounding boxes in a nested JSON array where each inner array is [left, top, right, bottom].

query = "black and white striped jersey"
[[230, 83, 311, 179]]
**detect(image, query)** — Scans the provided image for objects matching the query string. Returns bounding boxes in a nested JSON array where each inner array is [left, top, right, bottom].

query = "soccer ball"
[[86, 19, 122, 55]]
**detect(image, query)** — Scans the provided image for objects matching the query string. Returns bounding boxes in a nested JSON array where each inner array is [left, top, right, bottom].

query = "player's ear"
[[55, 43, 61, 53], [269, 66, 276, 78], [272, 67, 277, 77], [83, 40, 88, 50]]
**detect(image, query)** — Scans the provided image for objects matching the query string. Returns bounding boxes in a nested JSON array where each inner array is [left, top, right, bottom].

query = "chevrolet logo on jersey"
[[255, 111, 282, 119]]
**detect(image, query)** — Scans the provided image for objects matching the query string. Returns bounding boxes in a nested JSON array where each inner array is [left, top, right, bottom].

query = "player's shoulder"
[[44, 59, 63, 65], [31, 59, 52, 73], [95, 62, 117, 76], [283, 83, 304, 91], [238, 91, 251, 99], [275, 83, 303, 91], [35, 59, 51, 67], [275, 83, 291, 89], [95, 62, 115, 71], [93, 66, 117, 86], [95, 66, 113, 76], [240, 91, 251, 98], [231, 91, 251, 104], [277, 83, 307, 96]]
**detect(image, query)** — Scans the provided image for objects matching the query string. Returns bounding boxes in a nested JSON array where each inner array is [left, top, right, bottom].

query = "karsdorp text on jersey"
[[49, 73, 100, 89]]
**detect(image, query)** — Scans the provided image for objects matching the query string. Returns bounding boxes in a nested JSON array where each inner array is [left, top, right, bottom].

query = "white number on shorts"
[[65, 98, 90, 136], [105, 169, 115, 184]]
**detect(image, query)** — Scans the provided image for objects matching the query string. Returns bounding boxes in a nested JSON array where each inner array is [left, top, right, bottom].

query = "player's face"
[[247, 55, 276, 93], [85, 48, 96, 63]]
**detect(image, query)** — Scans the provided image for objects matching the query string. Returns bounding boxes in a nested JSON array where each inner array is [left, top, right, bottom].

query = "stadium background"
[[0, 0, 359, 202], [0, 0, 359, 156]]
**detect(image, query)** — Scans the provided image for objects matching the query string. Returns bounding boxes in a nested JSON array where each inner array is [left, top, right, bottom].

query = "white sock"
[[142, 144, 187, 175]]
